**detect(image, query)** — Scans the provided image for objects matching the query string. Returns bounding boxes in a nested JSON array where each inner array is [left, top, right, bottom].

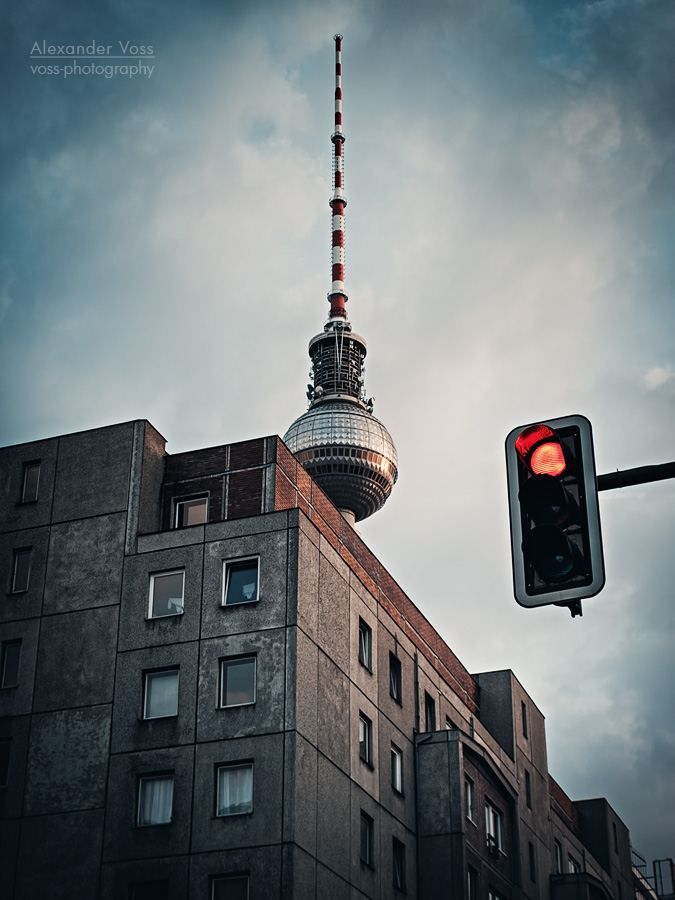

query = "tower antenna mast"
[[329, 33, 347, 320]]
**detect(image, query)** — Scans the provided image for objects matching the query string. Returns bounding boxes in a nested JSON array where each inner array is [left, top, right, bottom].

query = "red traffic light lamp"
[[506, 415, 604, 613]]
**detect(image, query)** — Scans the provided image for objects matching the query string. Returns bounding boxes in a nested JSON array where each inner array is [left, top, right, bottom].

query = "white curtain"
[[138, 775, 173, 825], [217, 765, 253, 816]]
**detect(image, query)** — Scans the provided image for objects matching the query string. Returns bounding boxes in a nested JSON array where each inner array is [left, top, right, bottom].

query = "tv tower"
[[283, 35, 398, 525]]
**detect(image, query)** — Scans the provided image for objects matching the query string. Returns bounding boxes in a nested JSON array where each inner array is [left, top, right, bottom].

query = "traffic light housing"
[[505, 415, 604, 611]]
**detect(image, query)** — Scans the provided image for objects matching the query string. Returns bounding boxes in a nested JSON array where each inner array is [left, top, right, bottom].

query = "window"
[[129, 881, 169, 900], [216, 763, 253, 816], [360, 811, 374, 866], [0, 741, 10, 788], [143, 669, 179, 719], [137, 774, 174, 825], [358, 618, 372, 671], [529, 841, 536, 882], [613, 821, 619, 854], [223, 558, 259, 605], [148, 570, 184, 618], [568, 856, 580, 874], [446, 716, 456, 730], [212, 875, 250, 900], [393, 837, 406, 890], [21, 462, 40, 503], [220, 656, 256, 707], [391, 743, 403, 794], [521, 701, 528, 738], [359, 712, 373, 766], [467, 867, 478, 900], [525, 769, 532, 808], [485, 800, 504, 852], [424, 692, 436, 732], [489, 891, 504, 900], [554, 839, 563, 873], [465, 776, 476, 822], [11, 548, 31, 593], [389, 653, 402, 704], [174, 495, 208, 528], [1, 640, 21, 688]]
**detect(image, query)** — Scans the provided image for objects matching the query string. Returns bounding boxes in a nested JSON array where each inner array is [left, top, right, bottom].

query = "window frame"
[[219, 655, 257, 708], [465, 775, 476, 823], [358, 617, 373, 672], [467, 866, 478, 900], [1, 639, 21, 689], [529, 840, 537, 882], [360, 810, 374, 867], [391, 742, 403, 794], [173, 494, 208, 529], [554, 839, 563, 874], [424, 691, 436, 732], [389, 652, 402, 705], [143, 668, 180, 720], [485, 799, 505, 853], [521, 700, 528, 738], [359, 712, 373, 767], [222, 557, 260, 607], [11, 548, 31, 594], [136, 773, 174, 827], [393, 836, 406, 891], [21, 461, 41, 503], [215, 761, 254, 817], [211, 874, 250, 900], [148, 569, 185, 619], [525, 768, 532, 808]]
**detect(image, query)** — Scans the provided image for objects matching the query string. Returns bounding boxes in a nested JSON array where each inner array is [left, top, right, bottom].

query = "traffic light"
[[505, 415, 604, 612]]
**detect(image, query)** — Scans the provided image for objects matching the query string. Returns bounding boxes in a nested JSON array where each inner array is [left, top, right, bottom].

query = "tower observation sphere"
[[283, 35, 398, 524]]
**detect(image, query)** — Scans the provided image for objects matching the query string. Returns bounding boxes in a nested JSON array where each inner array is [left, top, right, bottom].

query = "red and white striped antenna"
[[329, 33, 347, 319]]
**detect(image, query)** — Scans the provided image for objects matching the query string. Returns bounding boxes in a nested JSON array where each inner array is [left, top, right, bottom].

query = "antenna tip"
[[334, 33, 343, 42]]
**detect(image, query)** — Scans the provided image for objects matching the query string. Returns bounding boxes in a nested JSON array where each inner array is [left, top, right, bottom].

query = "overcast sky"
[[2, 0, 674, 861]]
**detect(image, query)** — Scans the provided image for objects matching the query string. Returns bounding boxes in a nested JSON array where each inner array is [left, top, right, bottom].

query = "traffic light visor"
[[515, 424, 566, 476]]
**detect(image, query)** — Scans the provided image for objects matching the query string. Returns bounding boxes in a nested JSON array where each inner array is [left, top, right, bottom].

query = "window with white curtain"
[[137, 774, 174, 826], [216, 763, 253, 816]]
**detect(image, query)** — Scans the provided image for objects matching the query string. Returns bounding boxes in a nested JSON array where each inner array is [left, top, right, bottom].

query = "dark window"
[[446, 716, 456, 730], [11, 548, 31, 593], [424, 692, 436, 732], [0, 741, 10, 787], [212, 875, 250, 900], [21, 462, 40, 503], [129, 881, 169, 900], [358, 618, 372, 671], [220, 657, 256, 707], [393, 837, 406, 890], [174, 495, 208, 528], [467, 867, 478, 900], [223, 558, 259, 605], [529, 841, 536, 882], [613, 821, 619, 854], [216, 763, 253, 816], [143, 669, 179, 719], [525, 769, 532, 808], [137, 774, 174, 825], [359, 712, 373, 766], [521, 701, 528, 738], [360, 811, 374, 866], [554, 839, 563, 873], [1, 640, 21, 688], [148, 570, 184, 618], [389, 653, 402, 704]]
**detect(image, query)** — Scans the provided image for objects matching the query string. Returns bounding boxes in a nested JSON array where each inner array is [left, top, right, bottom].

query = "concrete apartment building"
[[0, 418, 642, 899]]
